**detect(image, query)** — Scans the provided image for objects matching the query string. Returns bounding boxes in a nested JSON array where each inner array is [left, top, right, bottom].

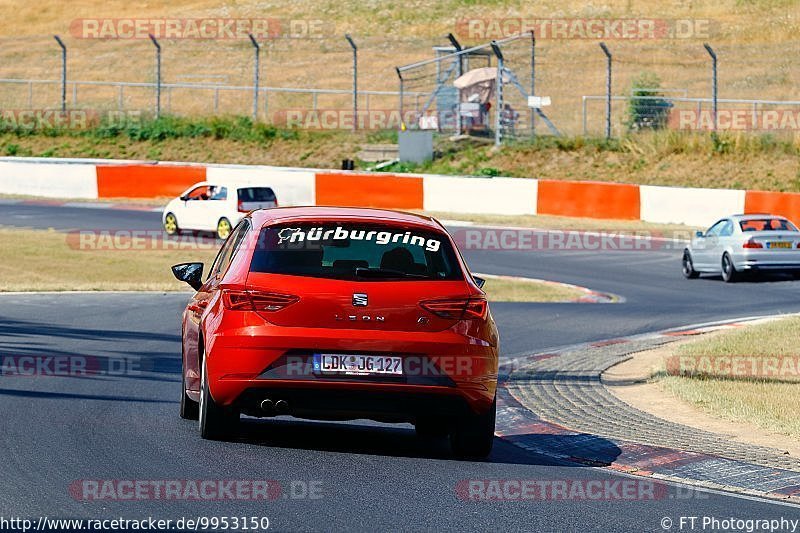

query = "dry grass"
[[658, 317, 800, 438], [0, 227, 217, 291], [479, 275, 586, 303], [0, 1, 798, 136], [0, 226, 580, 301]]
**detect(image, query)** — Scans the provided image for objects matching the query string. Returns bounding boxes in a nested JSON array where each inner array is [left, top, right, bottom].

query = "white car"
[[162, 181, 278, 239], [683, 214, 800, 282]]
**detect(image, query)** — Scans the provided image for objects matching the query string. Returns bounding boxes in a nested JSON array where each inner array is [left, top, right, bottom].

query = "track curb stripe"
[[5, 157, 800, 227]]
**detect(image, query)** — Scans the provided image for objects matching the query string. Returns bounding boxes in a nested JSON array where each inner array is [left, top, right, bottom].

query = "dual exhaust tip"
[[260, 398, 289, 415]]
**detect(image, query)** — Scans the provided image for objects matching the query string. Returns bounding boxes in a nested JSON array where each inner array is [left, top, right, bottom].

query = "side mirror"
[[473, 276, 486, 289], [171, 262, 204, 291], [695, 231, 704, 238], [180, 195, 189, 201]]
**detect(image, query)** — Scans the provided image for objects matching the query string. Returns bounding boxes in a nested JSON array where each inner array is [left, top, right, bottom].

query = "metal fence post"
[[395, 67, 404, 130], [248, 34, 260, 121], [53, 35, 66, 112], [530, 30, 535, 137], [148, 34, 161, 118], [345, 34, 358, 132], [703, 43, 717, 131], [599, 42, 612, 139], [447, 33, 463, 135], [490, 41, 504, 147]]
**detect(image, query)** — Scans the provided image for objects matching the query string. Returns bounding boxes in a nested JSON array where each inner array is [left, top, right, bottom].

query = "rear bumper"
[[204, 323, 498, 422], [734, 250, 800, 271], [233, 384, 481, 423]]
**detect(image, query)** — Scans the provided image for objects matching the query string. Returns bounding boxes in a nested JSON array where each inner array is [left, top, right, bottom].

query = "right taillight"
[[222, 290, 298, 311], [420, 297, 488, 320], [743, 239, 763, 249]]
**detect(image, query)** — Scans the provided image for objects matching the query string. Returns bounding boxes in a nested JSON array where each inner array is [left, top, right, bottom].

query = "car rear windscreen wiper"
[[354, 267, 428, 279]]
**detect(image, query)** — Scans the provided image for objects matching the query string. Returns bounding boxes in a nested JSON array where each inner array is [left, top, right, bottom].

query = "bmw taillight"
[[743, 239, 763, 249], [222, 290, 299, 311], [237, 201, 248, 213], [420, 297, 488, 320]]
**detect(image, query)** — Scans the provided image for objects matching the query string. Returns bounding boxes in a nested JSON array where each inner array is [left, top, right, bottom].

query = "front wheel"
[[199, 356, 239, 440], [450, 395, 496, 460], [164, 212, 179, 235], [216, 218, 232, 240], [682, 251, 699, 279], [721, 252, 739, 283]]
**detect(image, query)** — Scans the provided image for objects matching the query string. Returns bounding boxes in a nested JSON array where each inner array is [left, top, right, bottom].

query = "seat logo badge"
[[353, 293, 368, 307]]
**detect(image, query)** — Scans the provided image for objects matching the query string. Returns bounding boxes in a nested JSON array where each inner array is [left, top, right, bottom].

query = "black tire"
[[682, 251, 699, 279], [415, 416, 450, 439], [180, 368, 199, 420], [198, 356, 239, 440], [721, 252, 739, 283], [450, 395, 496, 460], [164, 212, 179, 235], [216, 217, 232, 240]]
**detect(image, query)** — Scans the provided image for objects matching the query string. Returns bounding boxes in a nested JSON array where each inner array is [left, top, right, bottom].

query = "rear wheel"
[[450, 395, 496, 460], [721, 252, 739, 283], [216, 218, 232, 240], [682, 251, 699, 279], [164, 212, 179, 235], [198, 356, 239, 440]]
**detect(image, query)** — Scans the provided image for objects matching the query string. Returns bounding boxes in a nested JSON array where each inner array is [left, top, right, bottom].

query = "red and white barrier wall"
[[2, 156, 800, 227]]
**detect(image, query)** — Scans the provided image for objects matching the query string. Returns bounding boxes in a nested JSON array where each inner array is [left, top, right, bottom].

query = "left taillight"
[[420, 297, 488, 320], [222, 290, 299, 312], [237, 201, 248, 213]]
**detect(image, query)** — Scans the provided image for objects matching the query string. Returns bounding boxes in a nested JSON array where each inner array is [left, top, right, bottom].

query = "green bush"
[[626, 72, 673, 132]]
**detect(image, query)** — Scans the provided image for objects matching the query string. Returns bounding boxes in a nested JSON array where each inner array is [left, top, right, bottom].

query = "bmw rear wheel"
[[721, 252, 739, 283], [199, 356, 239, 440], [450, 395, 496, 460], [164, 212, 179, 235], [682, 251, 699, 279], [216, 218, 232, 240]]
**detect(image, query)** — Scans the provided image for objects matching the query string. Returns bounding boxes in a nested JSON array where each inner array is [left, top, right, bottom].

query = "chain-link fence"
[[0, 29, 798, 140]]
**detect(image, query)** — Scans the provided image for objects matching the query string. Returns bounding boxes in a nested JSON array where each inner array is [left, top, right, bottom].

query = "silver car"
[[683, 214, 800, 282]]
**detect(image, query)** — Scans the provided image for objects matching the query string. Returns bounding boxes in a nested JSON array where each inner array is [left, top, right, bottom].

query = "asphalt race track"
[[1, 203, 800, 530]]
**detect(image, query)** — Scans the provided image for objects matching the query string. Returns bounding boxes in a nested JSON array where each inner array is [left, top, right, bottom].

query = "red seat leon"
[[172, 206, 499, 458]]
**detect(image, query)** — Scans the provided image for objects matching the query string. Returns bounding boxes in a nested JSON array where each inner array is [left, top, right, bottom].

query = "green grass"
[[4, 116, 800, 192]]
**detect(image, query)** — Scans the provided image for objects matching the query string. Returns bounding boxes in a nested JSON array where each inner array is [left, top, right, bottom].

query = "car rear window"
[[740, 218, 798, 232], [250, 222, 463, 281], [238, 187, 276, 202]]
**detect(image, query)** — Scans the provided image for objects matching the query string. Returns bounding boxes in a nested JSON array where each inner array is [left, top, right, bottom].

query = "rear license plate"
[[313, 353, 403, 376], [768, 241, 792, 249]]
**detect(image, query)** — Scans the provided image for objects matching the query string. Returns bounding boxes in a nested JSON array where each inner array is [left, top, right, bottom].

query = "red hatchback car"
[[172, 206, 499, 458]]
